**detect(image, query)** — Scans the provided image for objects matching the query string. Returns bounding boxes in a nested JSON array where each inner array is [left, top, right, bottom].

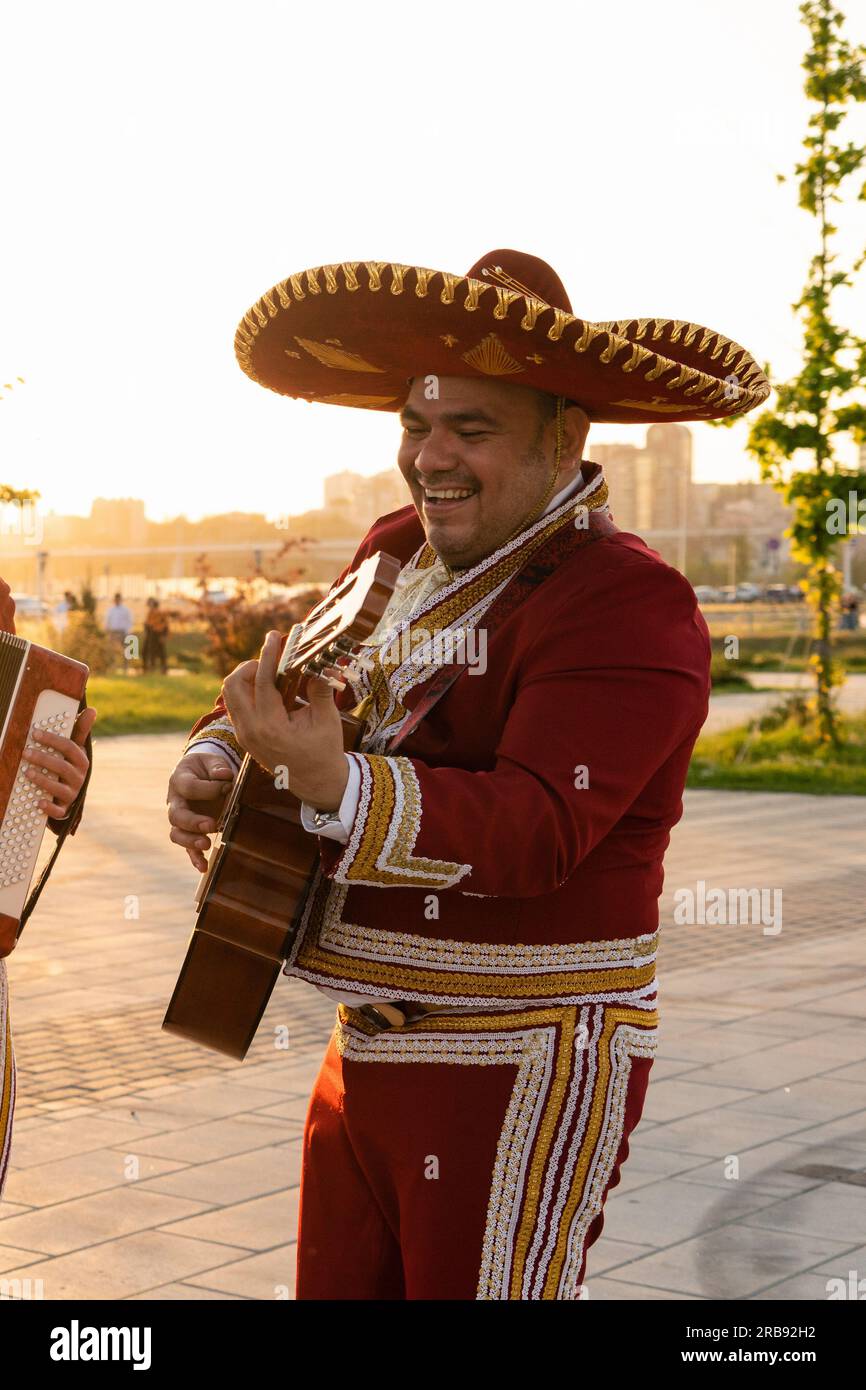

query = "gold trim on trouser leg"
[[335, 999, 657, 1300]]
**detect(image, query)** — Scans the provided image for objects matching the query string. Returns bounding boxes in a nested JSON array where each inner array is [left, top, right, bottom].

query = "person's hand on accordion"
[[166, 749, 238, 872], [20, 706, 97, 823]]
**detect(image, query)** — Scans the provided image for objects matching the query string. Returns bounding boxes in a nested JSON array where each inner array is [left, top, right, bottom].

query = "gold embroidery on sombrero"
[[234, 259, 771, 418], [332, 755, 471, 890], [330, 1002, 658, 1300], [294, 337, 386, 373], [460, 333, 524, 375], [184, 717, 244, 763]]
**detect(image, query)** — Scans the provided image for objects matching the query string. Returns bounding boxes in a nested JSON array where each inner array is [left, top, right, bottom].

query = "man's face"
[[397, 376, 576, 569]]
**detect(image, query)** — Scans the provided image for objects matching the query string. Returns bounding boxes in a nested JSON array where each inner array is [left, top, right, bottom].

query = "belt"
[[357, 999, 467, 1032]]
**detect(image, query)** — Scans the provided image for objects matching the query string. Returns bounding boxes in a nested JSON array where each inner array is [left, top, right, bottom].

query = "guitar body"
[[163, 551, 400, 1060], [163, 705, 362, 1059]]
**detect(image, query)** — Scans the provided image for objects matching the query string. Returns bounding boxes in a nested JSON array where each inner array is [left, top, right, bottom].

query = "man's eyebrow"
[[399, 406, 502, 427]]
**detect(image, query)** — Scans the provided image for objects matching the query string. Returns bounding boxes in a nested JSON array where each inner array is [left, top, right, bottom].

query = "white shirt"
[[105, 603, 133, 634]]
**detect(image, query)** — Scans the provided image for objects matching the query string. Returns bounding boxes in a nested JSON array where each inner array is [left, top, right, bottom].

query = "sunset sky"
[[1, 0, 864, 523]]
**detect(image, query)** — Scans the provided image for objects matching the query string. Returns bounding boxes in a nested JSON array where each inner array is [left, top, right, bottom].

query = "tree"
[[720, 1, 866, 745]]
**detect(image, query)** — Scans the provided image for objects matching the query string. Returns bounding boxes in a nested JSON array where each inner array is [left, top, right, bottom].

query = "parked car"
[[735, 583, 762, 603], [764, 584, 791, 603], [718, 586, 738, 603], [10, 593, 49, 618], [692, 585, 721, 605]]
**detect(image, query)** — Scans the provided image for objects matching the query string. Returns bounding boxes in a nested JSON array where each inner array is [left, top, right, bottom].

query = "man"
[[166, 250, 768, 1299], [0, 577, 96, 1200], [143, 597, 170, 674], [104, 591, 133, 671]]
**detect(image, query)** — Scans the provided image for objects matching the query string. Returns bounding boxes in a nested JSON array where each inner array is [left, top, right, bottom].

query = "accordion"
[[0, 633, 89, 957]]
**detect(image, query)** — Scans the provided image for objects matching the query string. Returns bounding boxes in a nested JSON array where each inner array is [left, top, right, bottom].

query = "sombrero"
[[233, 248, 769, 425]]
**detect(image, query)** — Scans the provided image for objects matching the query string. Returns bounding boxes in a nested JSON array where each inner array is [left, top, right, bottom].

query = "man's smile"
[[417, 481, 479, 516]]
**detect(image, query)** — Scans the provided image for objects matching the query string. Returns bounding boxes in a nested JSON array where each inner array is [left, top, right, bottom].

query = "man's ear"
[[562, 403, 590, 465]]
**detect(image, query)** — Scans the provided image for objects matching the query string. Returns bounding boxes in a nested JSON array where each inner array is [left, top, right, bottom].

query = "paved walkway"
[[1, 734, 864, 1300], [704, 671, 866, 734]]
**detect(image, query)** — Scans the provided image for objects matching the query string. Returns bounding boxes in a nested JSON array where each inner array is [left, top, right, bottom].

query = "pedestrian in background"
[[143, 597, 170, 674]]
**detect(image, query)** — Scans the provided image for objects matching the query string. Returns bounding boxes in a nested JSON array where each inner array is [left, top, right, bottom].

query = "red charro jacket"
[[187, 473, 711, 1008]]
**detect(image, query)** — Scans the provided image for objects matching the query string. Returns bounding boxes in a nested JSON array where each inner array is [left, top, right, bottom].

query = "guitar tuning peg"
[[325, 675, 348, 692], [348, 653, 376, 675]]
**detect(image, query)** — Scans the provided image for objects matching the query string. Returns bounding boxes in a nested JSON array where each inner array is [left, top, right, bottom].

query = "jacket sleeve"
[[0, 577, 16, 634], [315, 557, 711, 898]]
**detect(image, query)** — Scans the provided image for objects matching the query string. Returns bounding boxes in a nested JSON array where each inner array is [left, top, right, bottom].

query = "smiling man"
[[166, 249, 768, 1299]]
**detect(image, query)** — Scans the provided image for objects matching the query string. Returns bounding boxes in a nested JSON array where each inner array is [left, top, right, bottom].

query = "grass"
[[710, 631, 866, 673], [689, 709, 866, 794], [86, 673, 222, 737]]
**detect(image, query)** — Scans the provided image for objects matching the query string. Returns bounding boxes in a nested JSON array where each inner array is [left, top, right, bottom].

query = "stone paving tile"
[[583, 1276, 697, 1301], [642, 1079, 756, 1124], [136, 1141, 302, 1206], [0, 1244, 49, 1273], [0, 1231, 252, 1300], [6, 1117, 161, 1169], [124, 1115, 292, 1163], [603, 1226, 854, 1299], [752, 1272, 844, 1300], [127, 1282, 245, 1300], [2, 1149, 188, 1207], [742, 1185, 866, 1244], [637, 1106, 811, 1158], [727, 1079, 866, 1124], [158, 1188, 299, 1253], [183, 1242, 298, 1299], [245, 1099, 309, 1126], [0, 1187, 213, 1256], [601, 1176, 784, 1248], [671, 1139, 864, 1195]]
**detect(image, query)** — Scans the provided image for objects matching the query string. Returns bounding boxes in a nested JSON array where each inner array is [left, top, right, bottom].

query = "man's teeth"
[[424, 488, 475, 500]]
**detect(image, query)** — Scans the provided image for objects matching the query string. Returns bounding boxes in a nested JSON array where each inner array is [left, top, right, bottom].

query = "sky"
[[0, 0, 864, 523]]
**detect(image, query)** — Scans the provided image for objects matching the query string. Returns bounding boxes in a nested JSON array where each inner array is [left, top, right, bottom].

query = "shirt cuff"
[[299, 753, 360, 844]]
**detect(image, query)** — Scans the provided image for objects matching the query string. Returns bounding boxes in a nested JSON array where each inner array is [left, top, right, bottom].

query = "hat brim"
[[235, 261, 769, 426]]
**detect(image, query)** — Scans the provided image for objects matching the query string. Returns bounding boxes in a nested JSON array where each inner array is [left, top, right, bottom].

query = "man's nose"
[[414, 431, 461, 477]]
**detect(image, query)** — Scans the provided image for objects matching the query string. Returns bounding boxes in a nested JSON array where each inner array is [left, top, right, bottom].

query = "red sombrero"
[[233, 248, 769, 426]]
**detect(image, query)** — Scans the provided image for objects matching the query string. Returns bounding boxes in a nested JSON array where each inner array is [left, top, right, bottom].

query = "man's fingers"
[[167, 800, 219, 834], [222, 663, 257, 731], [202, 755, 235, 780], [71, 707, 97, 745], [256, 631, 281, 694], [171, 770, 234, 801], [169, 826, 211, 870], [169, 825, 211, 850]]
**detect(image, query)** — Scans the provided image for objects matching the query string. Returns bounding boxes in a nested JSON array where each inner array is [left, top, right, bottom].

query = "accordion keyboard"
[[0, 688, 79, 917]]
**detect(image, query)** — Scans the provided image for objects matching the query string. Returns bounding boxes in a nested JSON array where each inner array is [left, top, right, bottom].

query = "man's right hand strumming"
[[166, 750, 237, 872]]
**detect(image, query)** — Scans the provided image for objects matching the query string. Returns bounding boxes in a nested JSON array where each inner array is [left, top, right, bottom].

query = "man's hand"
[[21, 706, 97, 819], [221, 630, 349, 810], [167, 749, 237, 872]]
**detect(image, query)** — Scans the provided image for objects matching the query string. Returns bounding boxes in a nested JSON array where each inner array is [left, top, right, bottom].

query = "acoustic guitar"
[[162, 550, 401, 1060]]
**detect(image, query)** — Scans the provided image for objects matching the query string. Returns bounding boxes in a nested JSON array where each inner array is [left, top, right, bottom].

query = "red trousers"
[[297, 1000, 656, 1300]]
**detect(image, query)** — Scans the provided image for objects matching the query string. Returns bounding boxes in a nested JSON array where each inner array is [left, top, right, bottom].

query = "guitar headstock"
[[277, 551, 401, 689]]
